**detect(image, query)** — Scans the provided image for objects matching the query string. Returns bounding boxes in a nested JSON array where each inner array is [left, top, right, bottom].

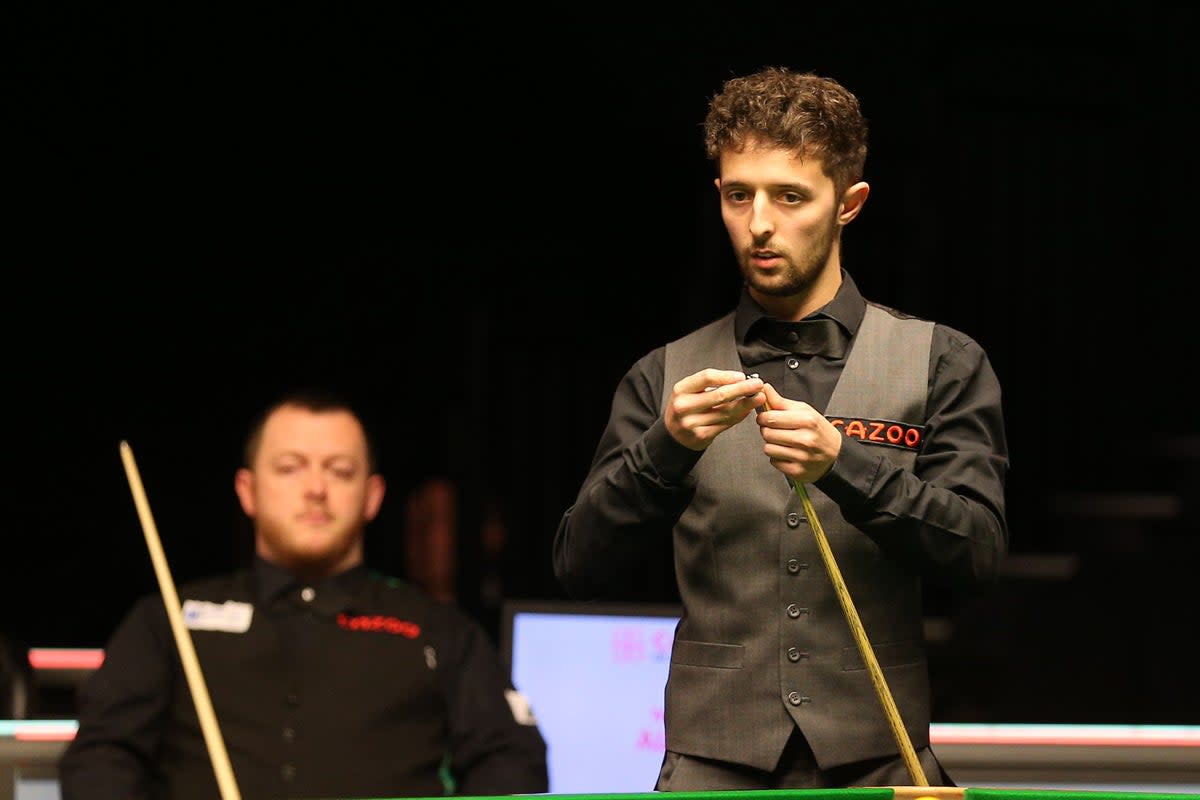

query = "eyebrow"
[[721, 180, 815, 192], [268, 451, 360, 464]]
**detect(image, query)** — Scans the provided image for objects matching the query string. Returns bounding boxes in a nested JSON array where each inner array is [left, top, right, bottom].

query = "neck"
[[258, 545, 363, 583]]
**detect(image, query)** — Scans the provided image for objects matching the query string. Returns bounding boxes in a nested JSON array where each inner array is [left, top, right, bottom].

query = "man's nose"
[[302, 469, 328, 496], [749, 194, 774, 238]]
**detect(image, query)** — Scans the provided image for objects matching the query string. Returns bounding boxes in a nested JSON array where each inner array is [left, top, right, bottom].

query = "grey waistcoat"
[[660, 302, 934, 771]]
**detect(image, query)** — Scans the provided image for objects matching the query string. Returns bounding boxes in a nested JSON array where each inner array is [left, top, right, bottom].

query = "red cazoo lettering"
[[827, 417, 923, 451]]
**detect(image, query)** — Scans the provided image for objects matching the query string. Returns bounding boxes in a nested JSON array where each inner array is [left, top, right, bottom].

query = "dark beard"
[[738, 212, 838, 297], [734, 208, 840, 298]]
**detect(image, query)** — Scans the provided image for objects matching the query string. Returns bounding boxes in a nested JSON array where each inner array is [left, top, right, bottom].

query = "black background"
[[8, 4, 1199, 724]]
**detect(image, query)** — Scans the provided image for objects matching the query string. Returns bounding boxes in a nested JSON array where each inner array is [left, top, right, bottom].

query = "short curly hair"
[[703, 66, 868, 195]]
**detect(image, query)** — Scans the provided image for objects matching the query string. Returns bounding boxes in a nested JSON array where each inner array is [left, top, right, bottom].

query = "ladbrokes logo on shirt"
[[336, 613, 420, 638]]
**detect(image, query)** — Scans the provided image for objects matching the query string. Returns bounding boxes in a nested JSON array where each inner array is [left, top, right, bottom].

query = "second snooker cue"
[[119, 441, 243, 800], [791, 478, 929, 787]]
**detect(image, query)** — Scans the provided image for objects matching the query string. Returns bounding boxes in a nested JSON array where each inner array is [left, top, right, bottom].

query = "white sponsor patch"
[[182, 600, 253, 633], [505, 689, 538, 726]]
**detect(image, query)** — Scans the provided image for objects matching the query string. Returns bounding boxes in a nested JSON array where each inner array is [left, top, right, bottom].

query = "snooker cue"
[[119, 441, 243, 800], [790, 478, 928, 787]]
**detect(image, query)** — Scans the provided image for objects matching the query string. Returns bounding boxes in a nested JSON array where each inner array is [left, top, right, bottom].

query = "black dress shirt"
[[59, 558, 549, 799], [554, 271, 1009, 599]]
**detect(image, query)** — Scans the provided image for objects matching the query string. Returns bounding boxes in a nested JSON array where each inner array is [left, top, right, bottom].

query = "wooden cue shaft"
[[119, 441, 243, 800], [791, 479, 929, 787]]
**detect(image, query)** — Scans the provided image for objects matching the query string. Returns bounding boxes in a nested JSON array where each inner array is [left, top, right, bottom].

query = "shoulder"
[[867, 301, 991, 359], [666, 310, 736, 347], [864, 300, 932, 328], [613, 312, 736, 393], [124, 570, 247, 623], [176, 570, 248, 599], [607, 346, 668, 407], [626, 346, 666, 386], [929, 320, 992, 366], [102, 572, 243, 654]]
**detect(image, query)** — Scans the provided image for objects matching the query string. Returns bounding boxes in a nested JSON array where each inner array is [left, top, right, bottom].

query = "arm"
[[761, 327, 1009, 587], [552, 350, 764, 600], [58, 597, 174, 800], [436, 606, 549, 796]]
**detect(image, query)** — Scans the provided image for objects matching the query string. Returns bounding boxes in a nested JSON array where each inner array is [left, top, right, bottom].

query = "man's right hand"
[[664, 369, 765, 451]]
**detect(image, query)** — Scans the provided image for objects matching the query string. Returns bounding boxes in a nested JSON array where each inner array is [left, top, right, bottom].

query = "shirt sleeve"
[[58, 596, 174, 800], [552, 347, 703, 600], [434, 604, 549, 796], [815, 324, 1010, 587]]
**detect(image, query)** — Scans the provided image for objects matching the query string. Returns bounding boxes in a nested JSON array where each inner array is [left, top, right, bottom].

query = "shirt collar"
[[734, 268, 866, 345], [732, 270, 867, 368], [252, 555, 369, 614]]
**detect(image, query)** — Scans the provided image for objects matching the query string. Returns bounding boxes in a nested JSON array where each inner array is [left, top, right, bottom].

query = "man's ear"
[[363, 474, 386, 522], [234, 468, 256, 517], [838, 181, 870, 225]]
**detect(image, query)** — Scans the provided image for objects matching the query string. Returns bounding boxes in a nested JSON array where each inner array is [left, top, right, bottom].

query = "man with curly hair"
[[555, 67, 1009, 789]]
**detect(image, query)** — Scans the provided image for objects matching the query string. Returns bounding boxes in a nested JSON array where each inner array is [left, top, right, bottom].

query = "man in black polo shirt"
[[60, 390, 549, 799]]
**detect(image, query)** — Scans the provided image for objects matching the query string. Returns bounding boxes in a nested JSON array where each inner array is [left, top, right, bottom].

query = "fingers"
[[675, 369, 762, 406], [756, 385, 822, 444], [757, 383, 812, 426], [761, 382, 786, 411], [685, 392, 763, 430], [665, 369, 766, 451], [706, 381, 766, 410], [754, 388, 841, 483], [673, 372, 764, 420]]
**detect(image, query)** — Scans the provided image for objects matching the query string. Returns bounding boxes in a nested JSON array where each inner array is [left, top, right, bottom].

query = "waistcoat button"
[[786, 512, 801, 527]]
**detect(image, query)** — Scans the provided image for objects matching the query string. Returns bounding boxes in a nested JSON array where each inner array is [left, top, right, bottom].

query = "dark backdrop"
[[9, 4, 1199, 724]]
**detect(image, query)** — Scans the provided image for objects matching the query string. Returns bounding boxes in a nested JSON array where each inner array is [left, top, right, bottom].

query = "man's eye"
[[780, 192, 804, 204], [726, 190, 749, 203]]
